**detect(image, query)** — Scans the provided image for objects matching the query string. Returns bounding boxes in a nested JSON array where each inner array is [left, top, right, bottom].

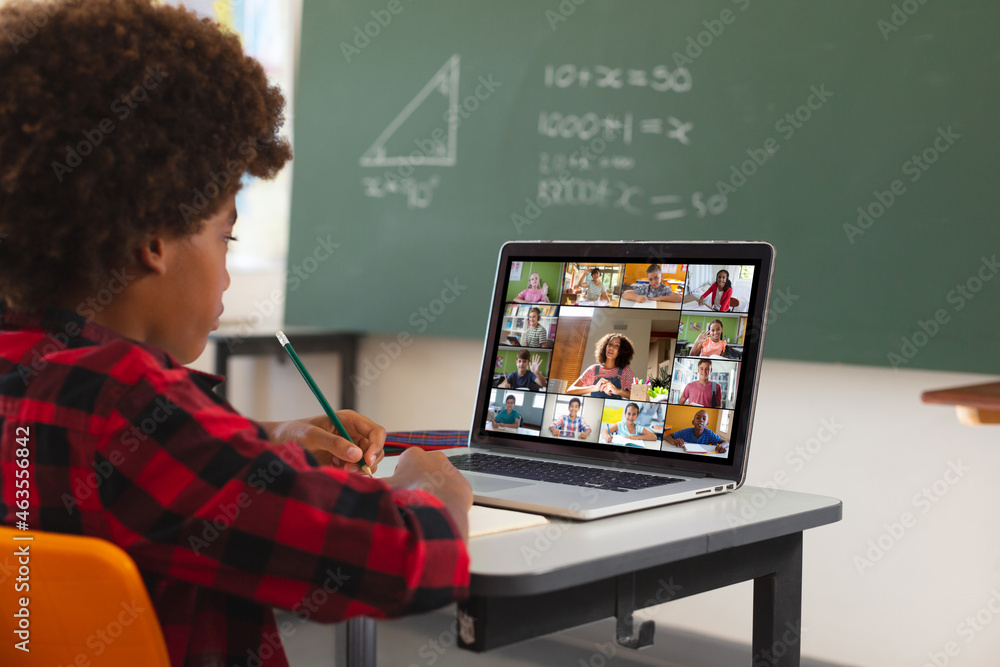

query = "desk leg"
[[339, 335, 359, 412], [334, 618, 376, 667], [214, 339, 231, 401], [752, 533, 803, 667]]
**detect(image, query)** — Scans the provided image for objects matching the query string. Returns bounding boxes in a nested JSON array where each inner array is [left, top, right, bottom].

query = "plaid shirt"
[[0, 306, 469, 666], [551, 414, 590, 438]]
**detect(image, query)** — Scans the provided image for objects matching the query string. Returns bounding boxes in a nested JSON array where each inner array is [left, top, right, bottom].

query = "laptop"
[[446, 240, 775, 519]]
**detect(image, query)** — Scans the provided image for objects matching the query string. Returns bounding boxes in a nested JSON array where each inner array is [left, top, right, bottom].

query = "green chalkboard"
[[287, 0, 1000, 373]]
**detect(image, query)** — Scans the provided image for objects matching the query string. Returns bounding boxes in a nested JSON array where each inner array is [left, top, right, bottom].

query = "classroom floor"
[[278, 607, 849, 667]]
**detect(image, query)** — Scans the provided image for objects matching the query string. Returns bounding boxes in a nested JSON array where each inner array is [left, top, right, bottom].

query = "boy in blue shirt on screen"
[[499, 349, 548, 391], [666, 410, 730, 454]]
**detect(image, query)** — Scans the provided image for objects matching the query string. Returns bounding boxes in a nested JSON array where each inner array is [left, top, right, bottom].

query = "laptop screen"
[[472, 242, 774, 475]]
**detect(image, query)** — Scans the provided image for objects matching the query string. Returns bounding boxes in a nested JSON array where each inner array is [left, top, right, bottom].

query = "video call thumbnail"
[[499, 303, 558, 349], [597, 399, 665, 450], [548, 306, 680, 401], [487, 389, 542, 436], [494, 348, 551, 392], [675, 313, 747, 361], [542, 394, 602, 443], [682, 264, 754, 314], [661, 405, 733, 457]]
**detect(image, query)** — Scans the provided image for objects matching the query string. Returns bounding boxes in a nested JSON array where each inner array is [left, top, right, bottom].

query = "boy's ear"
[[136, 236, 169, 276]]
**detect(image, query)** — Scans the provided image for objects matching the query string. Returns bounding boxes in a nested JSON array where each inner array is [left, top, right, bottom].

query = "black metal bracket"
[[615, 573, 655, 649]]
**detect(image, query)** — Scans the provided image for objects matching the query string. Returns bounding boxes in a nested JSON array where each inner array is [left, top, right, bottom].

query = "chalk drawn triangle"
[[359, 54, 460, 167]]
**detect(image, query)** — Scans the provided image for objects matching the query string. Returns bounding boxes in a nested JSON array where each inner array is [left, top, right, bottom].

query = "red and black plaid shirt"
[[0, 306, 469, 666]]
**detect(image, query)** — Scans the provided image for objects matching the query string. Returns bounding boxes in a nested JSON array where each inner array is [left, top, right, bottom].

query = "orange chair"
[[0, 526, 170, 666]]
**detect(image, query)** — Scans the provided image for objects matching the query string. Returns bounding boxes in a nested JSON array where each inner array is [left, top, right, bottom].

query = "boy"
[[665, 410, 729, 453], [0, 2, 472, 665], [498, 349, 548, 391], [549, 398, 592, 439], [491, 395, 522, 429], [680, 359, 723, 408], [622, 264, 682, 304]]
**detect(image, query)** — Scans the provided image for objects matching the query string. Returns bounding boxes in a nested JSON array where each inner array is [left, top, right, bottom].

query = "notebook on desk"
[[446, 241, 775, 520]]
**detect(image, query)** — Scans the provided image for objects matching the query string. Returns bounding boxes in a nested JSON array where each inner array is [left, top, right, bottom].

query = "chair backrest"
[[0, 526, 171, 667]]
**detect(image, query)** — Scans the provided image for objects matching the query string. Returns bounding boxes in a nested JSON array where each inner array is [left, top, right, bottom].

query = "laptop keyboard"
[[449, 453, 684, 492]]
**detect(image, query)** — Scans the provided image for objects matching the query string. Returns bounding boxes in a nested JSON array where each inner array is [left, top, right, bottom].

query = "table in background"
[[208, 327, 361, 407], [337, 476, 841, 667], [922, 381, 1000, 425]]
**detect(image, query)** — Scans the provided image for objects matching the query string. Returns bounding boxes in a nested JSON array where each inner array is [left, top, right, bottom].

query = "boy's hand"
[[529, 353, 542, 375], [259, 410, 386, 472], [385, 448, 472, 540]]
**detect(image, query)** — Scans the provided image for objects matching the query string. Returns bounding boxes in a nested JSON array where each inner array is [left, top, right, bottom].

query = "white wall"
[[194, 287, 1000, 665]]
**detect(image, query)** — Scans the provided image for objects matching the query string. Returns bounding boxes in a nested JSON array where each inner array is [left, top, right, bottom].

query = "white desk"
[[337, 469, 841, 667], [485, 423, 538, 436]]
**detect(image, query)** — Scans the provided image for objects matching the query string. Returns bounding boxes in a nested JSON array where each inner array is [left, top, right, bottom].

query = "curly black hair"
[[594, 333, 634, 369], [0, 0, 292, 310]]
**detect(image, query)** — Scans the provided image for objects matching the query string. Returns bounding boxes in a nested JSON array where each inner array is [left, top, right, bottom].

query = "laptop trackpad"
[[467, 474, 533, 494]]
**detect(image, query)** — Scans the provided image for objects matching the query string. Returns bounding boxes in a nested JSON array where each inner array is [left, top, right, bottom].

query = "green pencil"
[[276, 331, 373, 476]]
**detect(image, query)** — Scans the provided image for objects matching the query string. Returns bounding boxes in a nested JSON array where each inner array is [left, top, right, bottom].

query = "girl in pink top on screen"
[[513, 272, 550, 303], [697, 269, 733, 312], [690, 319, 727, 357]]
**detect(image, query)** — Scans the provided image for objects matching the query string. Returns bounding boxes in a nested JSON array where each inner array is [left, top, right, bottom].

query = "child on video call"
[[549, 397, 592, 439], [519, 306, 550, 347], [576, 266, 611, 303], [665, 410, 729, 453], [602, 402, 657, 443], [0, 2, 472, 665], [499, 349, 548, 391], [513, 271, 550, 303], [691, 319, 727, 357], [697, 269, 734, 312], [567, 333, 636, 399], [492, 394, 522, 429]]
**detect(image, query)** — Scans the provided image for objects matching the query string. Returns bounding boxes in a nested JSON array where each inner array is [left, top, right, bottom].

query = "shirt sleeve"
[[100, 353, 469, 623], [580, 365, 595, 385], [705, 430, 722, 445], [515, 289, 528, 300], [720, 288, 732, 311], [580, 418, 591, 432]]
